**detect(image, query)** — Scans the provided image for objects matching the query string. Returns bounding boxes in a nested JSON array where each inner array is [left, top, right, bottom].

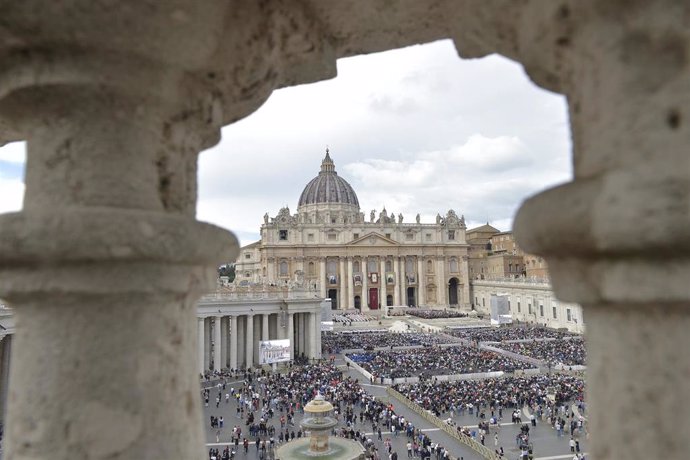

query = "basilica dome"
[[298, 150, 360, 209]]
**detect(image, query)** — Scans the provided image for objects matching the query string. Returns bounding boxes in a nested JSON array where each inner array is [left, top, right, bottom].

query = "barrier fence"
[[386, 387, 502, 460]]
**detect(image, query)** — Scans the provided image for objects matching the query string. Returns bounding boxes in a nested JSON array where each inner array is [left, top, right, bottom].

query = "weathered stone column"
[[0, 83, 237, 459], [510, 2, 690, 458]]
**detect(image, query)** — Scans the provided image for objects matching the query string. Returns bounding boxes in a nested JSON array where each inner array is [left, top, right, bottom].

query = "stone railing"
[[472, 276, 551, 286], [386, 387, 502, 460], [200, 288, 318, 301]]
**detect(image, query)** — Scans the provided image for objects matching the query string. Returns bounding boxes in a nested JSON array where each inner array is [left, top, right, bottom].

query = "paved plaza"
[[201, 360, 588, 460]]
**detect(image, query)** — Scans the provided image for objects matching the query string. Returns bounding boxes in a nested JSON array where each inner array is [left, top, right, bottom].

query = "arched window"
[[279, 260, 288, 276], [427, 259, 434, 273], [385, 260, 392, 272], [353, 260, 360, 273], [308, 261, 315, 277], [449, 257, 458, 273]]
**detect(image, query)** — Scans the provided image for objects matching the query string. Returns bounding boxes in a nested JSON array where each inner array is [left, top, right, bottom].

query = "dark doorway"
[[386, 295, 393, 306], [448, 278, 459, 305], [328, 289, 338, 310], [407, 287, 416, 307], [368, 288, 378, 310], [354, 295, 361, 309]]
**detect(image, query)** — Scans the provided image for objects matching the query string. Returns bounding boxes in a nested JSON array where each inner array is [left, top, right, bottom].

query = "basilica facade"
[[234, 150, 471, 310]]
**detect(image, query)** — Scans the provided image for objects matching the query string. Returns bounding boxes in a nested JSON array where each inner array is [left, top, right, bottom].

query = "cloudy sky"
[[0, 39, 572, 247]]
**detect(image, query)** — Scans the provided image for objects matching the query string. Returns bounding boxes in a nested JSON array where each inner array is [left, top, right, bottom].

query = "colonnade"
[[197, 311, 320, 374]]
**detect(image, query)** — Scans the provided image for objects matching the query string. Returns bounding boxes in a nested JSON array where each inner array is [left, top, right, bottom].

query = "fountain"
[[275, 393, 364, 460]]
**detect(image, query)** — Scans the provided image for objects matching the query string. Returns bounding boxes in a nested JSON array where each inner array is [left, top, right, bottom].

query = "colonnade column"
[[245, 315, 254, 368], [220, 317, 228, 368], [198, 317, 205, 375], [213, 316, 222, 372], [417, 257, 426, 306], [267, 257, 275, 284], [288, 313, 295, 361], [393, 257, 400, 305], [339, 257, 347, 310], [380, 258, 387, 310], [361, 257, 369, 310], [309, 312, 318, 359], [319, 258, 327, 299], [262, 314, 270, 342], [347, 257, 355, 310], [204, 318, 211, 370], [230, 316, 238, 370]]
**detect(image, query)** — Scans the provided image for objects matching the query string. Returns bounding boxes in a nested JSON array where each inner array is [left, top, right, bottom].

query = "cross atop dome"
[[320, 147, 336, 173]]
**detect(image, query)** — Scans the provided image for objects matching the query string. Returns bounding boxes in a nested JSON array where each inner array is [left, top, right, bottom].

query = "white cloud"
[[0, 178, 24, 213], [0, 141, 26, 164], [0, 40, 573, 248]]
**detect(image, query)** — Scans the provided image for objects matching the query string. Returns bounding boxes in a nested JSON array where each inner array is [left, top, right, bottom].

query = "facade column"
[[361, 257, 369, 310], [266, 257, 276, 283], [347, 256, 355, 310], [319, 258, 327, 299], [436, 257, 446, 306], [288, 313, 295, 361], [417, 257, 426, 306], [399, 256, 407, 306], [245, 314, 254, 368], [339, 256, 347, 309], [439, 256, 448, 305], [262, 314, 270, 341], [380, 258, 387, 309], [197, 317, 205, 375], [213, 316, 222, 372], [230, 315, 238, 371], [393, 257, 400, 305]]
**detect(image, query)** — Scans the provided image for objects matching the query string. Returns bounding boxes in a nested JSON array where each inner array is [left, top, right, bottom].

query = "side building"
[[470, 278, 584, 333], [234, 150, 472, 310]]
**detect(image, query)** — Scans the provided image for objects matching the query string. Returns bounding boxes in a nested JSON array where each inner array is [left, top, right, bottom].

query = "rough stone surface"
[[0, 1, 687, 459]]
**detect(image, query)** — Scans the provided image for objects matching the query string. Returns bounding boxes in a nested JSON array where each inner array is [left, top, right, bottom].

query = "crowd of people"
[[203, 363, 456, 460], [446, 325, 577, 343], [322, 331, 460, 353], [347, 346, 535, 379], [392, 374, 585, 418], [406, 309, 468, 319], [332, 312, 375, 324], [498, 339, 587, 366]]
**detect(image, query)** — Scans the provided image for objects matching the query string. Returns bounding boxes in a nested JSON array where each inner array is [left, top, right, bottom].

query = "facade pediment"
[[348, 232, 400, 247]]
